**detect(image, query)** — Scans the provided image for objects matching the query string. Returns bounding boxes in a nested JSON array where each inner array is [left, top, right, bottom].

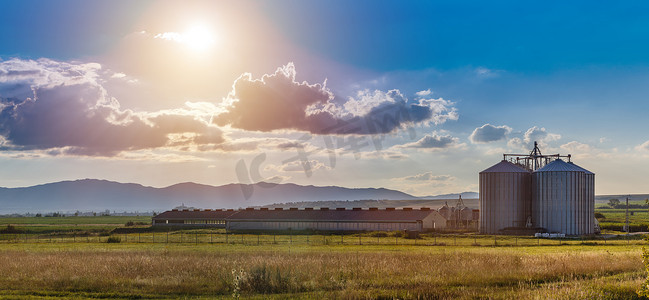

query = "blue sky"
[[0, 1, 648, 197]]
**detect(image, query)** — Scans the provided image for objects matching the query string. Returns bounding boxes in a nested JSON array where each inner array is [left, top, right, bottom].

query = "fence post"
[[257, 234, 260, 245], [195, 233, 198, 245], [494, 235, 497, 246], [226, 231, 229, 244], [166, 231, 169, 244], [359, 234, 361, 245]]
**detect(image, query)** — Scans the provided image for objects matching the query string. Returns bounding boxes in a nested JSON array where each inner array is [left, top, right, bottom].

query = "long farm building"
[[152, 206, 471, 232]]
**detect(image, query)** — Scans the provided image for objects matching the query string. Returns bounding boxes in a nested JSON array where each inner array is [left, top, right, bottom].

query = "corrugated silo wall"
[[585, 173, 595, 234], [479, 171, 531, 234], [533, 170, 591, 235]]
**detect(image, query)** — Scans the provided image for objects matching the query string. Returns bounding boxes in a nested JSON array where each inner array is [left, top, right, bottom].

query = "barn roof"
[[153, 209, 238, 220], [226, 208, 436, 222]]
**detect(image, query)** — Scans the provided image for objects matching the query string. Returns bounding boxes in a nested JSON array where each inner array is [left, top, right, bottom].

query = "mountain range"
[[0, 179, 479, 214]]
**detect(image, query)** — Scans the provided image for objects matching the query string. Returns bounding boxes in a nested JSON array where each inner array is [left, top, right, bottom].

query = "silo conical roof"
[[568, 162, 594, 175], [480, 160, 529, 173], [534, 159, 584, 172]]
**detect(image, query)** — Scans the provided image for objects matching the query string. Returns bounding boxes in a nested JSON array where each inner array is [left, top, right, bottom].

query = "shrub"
[[0, 225, 22, 234], [125, 221, 149, 226], [233, 265, 292, 295], [368, 231, 389, 237], [106, 236, 121, 243], [594, 212, 605, 219], [390, 230, 404, 238], [638, 237, 649, 297]]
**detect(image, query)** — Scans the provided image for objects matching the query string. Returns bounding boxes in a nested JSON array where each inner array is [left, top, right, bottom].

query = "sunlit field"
[[0, 242, 644, 299], [0, 216, 646, 299]]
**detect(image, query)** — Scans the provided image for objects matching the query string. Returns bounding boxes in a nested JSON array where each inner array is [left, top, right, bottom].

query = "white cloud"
[[469, 124, 512, 143], [507, 126, 561, 151], [524, 126, 561, 144], [265, 159, 330, 173], [397, 172, 455, 182], [415, 89, 432, 97], [560, 141, 593, 153], [111, 72, 126, 79], [154, 32, 184, 43], [396, 132, 462, 150], [635, 140, 649, 151], [474, 67, 501, 78]]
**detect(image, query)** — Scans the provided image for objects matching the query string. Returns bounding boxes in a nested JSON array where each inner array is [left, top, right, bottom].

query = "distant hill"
[[419, 192, 479, 200], [595, 194, 649, 203], [0, 179, 443, 213], [263, 198, 480, 210], [2, 179, 641, 214]]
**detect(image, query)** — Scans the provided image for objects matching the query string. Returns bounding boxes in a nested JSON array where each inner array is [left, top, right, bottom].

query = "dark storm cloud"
[[215, 63, 457, 135], [0, 58, 223, 156]]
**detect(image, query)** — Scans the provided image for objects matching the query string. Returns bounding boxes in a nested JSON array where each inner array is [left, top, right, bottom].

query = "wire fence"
[[0, 232, 644, 247]]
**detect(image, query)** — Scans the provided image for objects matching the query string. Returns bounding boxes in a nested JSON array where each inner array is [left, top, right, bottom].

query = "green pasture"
[[0, 215, 151, 225]]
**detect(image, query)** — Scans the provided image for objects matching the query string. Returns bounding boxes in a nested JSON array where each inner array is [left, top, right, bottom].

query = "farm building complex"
[[479, 142, 595, 236], [154, 141, 595, 236], [153, 206, 476, 232]]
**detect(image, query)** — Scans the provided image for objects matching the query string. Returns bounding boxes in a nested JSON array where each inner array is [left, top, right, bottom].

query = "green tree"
[[608, 198, 620, 208]]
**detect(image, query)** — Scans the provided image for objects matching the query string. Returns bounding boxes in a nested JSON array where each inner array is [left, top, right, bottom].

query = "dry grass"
[[0, 244, 644, 299]]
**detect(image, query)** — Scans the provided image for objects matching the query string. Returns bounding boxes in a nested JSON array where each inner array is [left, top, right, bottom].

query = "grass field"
[[0, 216, 152, 234], [596, 208, 649, 232], [0, 216, 152, 225], [0, 216, 646, 299], [0, 242, 645, 299]]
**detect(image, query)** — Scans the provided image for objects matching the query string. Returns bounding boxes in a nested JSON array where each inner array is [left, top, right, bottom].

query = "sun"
[[181, 24, 216, 51]]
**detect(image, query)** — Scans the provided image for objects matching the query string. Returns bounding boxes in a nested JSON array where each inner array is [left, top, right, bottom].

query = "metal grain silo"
[[479, 160, 531, 234], [460, 206, 473, 221], [533, 159, 591, 235], [568, 162, 595, 235], [438, 202, 451, 220]]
